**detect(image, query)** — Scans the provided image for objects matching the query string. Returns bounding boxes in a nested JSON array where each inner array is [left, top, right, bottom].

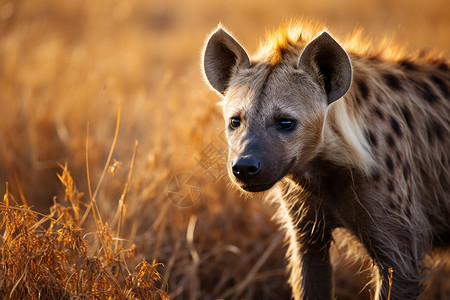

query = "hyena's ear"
[[203, 27, 250, 95], [298, 32, 352, 104]]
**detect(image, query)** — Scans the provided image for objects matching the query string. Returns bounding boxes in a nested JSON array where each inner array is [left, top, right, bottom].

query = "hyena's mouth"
[[234, 158, 297, 193], [241, 182, 277, 193]]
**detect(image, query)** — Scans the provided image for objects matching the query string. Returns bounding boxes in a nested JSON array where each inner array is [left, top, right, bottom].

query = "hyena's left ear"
[[298, 32, 352, 104], [203, 27, 250, 95]]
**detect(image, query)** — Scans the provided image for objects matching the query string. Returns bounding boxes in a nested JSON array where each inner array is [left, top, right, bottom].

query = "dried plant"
[[0, 164, 169, 299]]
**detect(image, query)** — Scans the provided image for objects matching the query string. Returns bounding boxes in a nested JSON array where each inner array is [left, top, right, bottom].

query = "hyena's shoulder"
[[339, 52, 450, 223]]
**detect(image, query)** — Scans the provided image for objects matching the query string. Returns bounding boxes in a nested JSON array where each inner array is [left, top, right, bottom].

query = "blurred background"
[[0, 0, 448, 299]]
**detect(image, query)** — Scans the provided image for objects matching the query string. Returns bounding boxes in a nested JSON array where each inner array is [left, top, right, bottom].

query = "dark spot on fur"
[[401, 106, 413, 130], [403, 163, 410, 179], [389, 201, 396, 210], [372, 172, 381, 182], [373, 106, 385, 120], [395, 150, 402, 163], [399, 59, 417, 70], [405, 207, 413, 219], [426, 121, 444, 142], [375, 95, 385, 104], [385, 156, 394, 172], [382, 73, 402, 90], [387, 179, 394, 192], [419, 82, 439, 103], [430, 121, 443, 140], [426, 124, 433, 142], [366, 130, 377, 148], [430, 74, 449, 98], [356, 78, 370, 99], [386, 134, 396, 148], [390, 117, 402, 137]]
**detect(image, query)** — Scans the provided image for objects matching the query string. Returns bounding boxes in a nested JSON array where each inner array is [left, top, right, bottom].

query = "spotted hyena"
[[202, 22, 449, 300]]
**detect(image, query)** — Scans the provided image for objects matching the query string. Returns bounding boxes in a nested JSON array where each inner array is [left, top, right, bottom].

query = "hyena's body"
[[202, 22, 450, 299]]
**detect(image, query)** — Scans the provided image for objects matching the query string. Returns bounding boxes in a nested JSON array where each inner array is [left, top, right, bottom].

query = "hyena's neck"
[[320, 88, 375, 175]]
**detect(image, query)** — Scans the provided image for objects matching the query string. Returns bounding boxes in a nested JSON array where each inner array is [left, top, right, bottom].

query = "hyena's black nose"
[[232, 156, 261, 180]]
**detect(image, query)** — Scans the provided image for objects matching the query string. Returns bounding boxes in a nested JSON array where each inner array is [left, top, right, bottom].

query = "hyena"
[[202, 22, 450, 300]]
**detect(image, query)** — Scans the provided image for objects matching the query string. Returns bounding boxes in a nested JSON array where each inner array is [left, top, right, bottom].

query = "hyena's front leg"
[[357, 215, 426, 300], [281, 199, 334, 300]]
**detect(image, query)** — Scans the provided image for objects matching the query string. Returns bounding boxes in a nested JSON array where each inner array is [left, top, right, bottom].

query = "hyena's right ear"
[[203, 27, 250, 95]]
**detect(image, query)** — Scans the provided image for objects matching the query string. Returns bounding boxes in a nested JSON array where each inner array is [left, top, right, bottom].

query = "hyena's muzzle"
[[228, 135, 296, 193]]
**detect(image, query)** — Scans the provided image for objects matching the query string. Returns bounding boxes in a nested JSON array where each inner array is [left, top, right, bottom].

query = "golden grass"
[[0, 170, 168, 299], [0, 0, 449, 299]]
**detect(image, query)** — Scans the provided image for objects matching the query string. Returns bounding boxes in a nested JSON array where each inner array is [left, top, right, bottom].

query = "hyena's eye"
[[230, 117, 241, 130], [278, 118, 295, 131]]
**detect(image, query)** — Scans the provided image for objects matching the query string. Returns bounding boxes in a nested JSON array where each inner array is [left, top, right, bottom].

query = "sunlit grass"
[[0, 168, 168, 299]]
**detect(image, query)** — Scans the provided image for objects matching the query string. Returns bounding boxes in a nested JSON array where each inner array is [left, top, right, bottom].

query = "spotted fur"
[[202, 21, 450, 300]]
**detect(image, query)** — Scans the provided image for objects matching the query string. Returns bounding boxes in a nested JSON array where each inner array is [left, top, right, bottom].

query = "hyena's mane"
[[254, 20, 448, 67]]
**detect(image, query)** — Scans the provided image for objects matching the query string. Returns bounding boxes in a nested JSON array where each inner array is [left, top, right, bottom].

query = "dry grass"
[[0, 168, 168, 299], [0, 0, 449, 299]]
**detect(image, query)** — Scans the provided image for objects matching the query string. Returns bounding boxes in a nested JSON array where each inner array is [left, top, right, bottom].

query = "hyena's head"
[[202, 27, 352, 192]]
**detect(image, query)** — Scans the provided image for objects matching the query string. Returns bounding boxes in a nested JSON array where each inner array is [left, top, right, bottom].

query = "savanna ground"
[[0, 0, 449, 299]]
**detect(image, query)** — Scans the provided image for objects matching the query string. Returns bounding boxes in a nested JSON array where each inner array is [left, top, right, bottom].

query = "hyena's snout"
[[229, 148, 283, 192], [229, 148, 295, 192], [231, 155, 262, 182], [230, 154, 269, 192]]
